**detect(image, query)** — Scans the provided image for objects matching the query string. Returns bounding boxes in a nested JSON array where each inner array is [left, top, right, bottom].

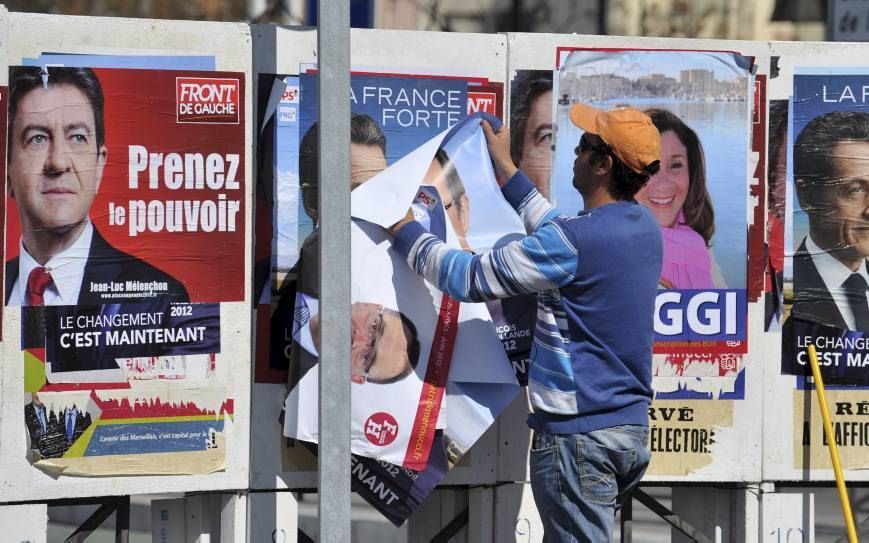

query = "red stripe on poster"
[[654, 338, 747, 355], [41, 382, 131, 392], [403, 294, 460, 470]]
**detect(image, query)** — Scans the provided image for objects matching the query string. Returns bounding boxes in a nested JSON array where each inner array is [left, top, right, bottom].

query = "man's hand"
[[388, 207, 415, 236], [482, 120, 518, 187]]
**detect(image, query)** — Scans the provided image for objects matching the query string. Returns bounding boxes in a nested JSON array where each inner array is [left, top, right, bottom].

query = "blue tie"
[[66, 411, 74, 440], [843, 274, 869, 331]]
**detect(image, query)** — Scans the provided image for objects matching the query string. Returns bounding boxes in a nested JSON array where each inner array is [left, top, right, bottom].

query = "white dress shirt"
[[806, 234, 869, 330], [11, 221, 94, 306]]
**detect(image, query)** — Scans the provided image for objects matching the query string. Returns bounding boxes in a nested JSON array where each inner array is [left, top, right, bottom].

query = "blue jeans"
[[529, 425, 651, 543]]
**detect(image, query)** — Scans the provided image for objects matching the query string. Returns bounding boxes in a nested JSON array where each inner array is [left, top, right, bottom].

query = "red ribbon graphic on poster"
[[403, 294, 459, 470]]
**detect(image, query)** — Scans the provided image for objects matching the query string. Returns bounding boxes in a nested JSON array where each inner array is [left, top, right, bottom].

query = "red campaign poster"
[[5, 67, 245, 306], [0, 87, 7, 330], [747, 75, 767, 302]]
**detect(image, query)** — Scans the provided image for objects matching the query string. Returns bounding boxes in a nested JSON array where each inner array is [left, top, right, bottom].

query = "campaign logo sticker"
[[467, 92, 497, 115], [364, 412, 399, 446], [719, 353, 739, 374], [278, 106, 297, 124], [176, 77, 240, 124], [414, 187, 439, 212], [281, 85, 300, 104]]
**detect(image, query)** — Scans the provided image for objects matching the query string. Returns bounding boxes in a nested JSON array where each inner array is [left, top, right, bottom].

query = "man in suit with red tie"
[[5, 66, 187, 307], [6, 68, 225, 376]]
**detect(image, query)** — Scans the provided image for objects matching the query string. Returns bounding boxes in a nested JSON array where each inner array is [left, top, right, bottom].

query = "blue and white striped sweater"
[[392, 170, 660, 433]]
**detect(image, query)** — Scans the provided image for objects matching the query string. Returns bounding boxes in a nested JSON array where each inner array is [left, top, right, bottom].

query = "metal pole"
[[511, 0, 521, 32], [115, 496, 129, 543], [317, 0, 352, 542], [620, 495, 632, 543], [597, 0, 607, 35]]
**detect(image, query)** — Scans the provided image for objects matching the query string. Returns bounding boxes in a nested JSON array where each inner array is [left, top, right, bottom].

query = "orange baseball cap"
[[569, 103, 661, 175]]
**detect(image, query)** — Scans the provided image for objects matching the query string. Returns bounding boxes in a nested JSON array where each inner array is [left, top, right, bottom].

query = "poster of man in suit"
[[10, 60, 239, 477], [5, 66, 246, 307], [783, 71, 869, 383]]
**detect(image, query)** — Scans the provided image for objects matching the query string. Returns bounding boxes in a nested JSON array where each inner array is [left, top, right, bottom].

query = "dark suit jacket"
[[5, 227, 189, 306], [790, 238, 849, 329], [8, 229, 224, 372], [782, 237, 869, 384], [283, 229, 319, 390], [57, 408, 91, 453]]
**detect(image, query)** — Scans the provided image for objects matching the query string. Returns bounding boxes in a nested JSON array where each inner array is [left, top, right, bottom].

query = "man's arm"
[[501, 170, 559, 234], [392, 218, 578, 303], [483, 121, 558, 234]]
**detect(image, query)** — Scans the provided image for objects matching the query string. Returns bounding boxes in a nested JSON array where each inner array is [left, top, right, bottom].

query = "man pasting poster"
[[268, 70, 526, 524]]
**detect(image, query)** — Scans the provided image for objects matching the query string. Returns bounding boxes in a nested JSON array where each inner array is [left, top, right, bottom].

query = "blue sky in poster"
[[276, 76, 302, 270], [560, 49, 752, 82], [22, 54, 215, 70]]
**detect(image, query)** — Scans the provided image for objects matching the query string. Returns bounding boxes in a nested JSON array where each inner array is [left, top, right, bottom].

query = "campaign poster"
[[553, 49, 752, 400], [782, 70, 869, 384], [22, 297, 230, 475], [284, 106, 521, 523], [295, 71, 513, 250], [748, 75, 768, 303], [5, 66, 246, 306], [0, 86, 7, 335], [509, 70, 554, 200], [23, 385, 232, 476], [257, 71, 516, 385], [792, 388, 869, 470], [503, 69, 555, 384], [646, 399, 734, 476], [766, 96, 788, 332], [253, 74, 298, 384], [9, 65, 241, 475]]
